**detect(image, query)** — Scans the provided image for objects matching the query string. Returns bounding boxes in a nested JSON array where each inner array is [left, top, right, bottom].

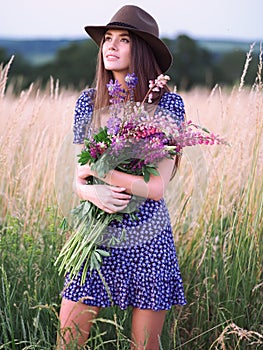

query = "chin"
[[105, 64, 120, 71]]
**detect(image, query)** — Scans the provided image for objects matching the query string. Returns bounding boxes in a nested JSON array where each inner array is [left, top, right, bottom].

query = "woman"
[[58, 5, 186, 350]]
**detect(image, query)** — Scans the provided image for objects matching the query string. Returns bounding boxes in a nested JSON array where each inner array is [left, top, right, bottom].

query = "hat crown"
[[108, 5, 159, 38]]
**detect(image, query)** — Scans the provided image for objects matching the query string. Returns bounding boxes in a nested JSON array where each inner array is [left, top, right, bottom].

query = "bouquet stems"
[[55, 202, 111, 285]]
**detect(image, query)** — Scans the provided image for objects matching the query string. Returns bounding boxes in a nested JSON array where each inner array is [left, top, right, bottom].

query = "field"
[[0, 55, 262, 349]]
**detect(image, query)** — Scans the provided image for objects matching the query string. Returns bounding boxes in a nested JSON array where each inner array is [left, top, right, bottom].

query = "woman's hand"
[[75, 163, 131, 213], [76, 182, 131, 214]]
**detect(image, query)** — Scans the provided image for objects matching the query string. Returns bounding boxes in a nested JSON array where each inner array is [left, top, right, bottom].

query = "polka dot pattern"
[[63, 225, 186, 310], [63, 89, 187, 310]]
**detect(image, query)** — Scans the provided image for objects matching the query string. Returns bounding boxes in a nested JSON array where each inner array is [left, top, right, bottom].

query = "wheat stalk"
[[239, 43, 255, 91], [0, 55, 14, 98]]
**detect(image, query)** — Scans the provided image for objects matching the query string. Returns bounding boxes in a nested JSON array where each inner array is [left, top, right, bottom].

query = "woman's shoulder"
[[76, 88, 96, 107], [159, 91, 185, 108], [158, 92, 185, 123], [74, 88, 96, 120], [73, 88, 96, 144]]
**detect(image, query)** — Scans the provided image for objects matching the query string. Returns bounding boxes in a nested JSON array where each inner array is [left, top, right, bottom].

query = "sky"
[[0, 0, 262, 42]]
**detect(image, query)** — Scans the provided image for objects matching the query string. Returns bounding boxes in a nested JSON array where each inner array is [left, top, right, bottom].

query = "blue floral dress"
[[62, 89, 187, 310]]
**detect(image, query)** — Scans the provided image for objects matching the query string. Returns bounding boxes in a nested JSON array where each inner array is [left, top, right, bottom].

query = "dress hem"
[[61, 295, 187, 311]]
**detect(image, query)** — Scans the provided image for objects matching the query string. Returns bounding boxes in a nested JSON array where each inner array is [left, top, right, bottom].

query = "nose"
[[108, 37, 118, 50]]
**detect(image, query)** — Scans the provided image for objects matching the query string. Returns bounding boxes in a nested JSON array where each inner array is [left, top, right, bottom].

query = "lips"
[[106, 53, 119, 60]]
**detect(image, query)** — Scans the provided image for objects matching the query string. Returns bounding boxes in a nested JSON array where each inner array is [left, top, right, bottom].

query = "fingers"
[[97, 200, 129, 214], [113, 192, 132, 200], [104, 202, 130, 214], [98, 193, 131, 214], [80, 184, 132, 214], [108, 186, 132, 200], [108, 186, 126, 193], [102, 196, 130, 213], [111, 197, 130, 206]]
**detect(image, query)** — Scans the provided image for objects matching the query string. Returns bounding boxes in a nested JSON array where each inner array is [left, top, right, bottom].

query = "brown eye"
[[122, 38, 129, 43], [104, 35, 112, 42]]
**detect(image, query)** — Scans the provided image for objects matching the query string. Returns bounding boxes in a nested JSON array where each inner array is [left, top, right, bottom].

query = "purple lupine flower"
[[124, 73, 138, 105], [107, 116, 121, 135], [107, 79, 126, 118], [107, 79, 125, 104], [125, 73, 138, 90]]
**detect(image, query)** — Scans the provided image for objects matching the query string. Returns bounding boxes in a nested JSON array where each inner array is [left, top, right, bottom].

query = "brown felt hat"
[[84, 5, 173, 72]]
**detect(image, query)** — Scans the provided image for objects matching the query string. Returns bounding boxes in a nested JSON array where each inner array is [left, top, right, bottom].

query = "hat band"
[[107, 21, 137, 30]]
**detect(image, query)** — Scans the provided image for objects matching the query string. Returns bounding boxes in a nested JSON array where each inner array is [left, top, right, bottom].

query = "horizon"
[[0, 36, 260, 44]]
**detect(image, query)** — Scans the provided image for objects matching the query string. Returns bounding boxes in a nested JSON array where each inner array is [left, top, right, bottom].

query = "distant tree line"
[[0, 34, 259, 92]]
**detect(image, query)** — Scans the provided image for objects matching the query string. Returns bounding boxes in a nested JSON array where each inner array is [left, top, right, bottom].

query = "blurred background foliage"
[[0, 34, 260, 92]]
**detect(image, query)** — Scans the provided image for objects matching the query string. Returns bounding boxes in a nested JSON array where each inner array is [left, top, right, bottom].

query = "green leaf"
[[142, 165, 159, 183], [90, 253, 100, 270], [96, 248, 110, 257], [201, 126, 210, 133], [60, 217, 68, 230], [120, 229, 127, 241], [82, 201, 92, 216], [144, 163, 157, 168], [94, 251, 102, 263], [94, 127, 111, 143], [77, 151, 95, 165], [143, 171, 150, 183], [146, 167, 159, 176]]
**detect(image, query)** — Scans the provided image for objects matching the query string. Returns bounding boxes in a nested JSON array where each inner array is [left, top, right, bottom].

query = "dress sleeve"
[[73, 89, 95, 144], [158, 92, 186, 126]]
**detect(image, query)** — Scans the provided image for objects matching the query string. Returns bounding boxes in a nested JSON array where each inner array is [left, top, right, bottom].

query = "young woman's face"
[[102, 29, 131, 76]]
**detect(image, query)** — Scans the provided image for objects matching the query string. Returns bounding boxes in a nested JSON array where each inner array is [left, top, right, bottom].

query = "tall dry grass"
[[0, 68, 79, 229], [0, 52, 262, 349]]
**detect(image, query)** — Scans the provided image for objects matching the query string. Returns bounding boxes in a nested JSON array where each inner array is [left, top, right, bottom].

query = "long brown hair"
[[92, 30, 180, 177]]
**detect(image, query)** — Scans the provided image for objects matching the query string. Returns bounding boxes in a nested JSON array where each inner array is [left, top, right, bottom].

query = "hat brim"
[[84, 25, 173, 72]]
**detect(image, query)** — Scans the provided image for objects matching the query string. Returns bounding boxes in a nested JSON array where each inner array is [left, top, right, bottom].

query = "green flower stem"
[[55, 203, 114, 284]]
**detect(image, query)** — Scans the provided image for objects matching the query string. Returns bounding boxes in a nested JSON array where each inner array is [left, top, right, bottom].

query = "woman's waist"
[[109, 197, 169, 227]]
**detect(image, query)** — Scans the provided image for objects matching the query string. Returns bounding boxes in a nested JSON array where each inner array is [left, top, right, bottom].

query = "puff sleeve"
[[157, 92, 186, 126], [73, 89, 95, 144]]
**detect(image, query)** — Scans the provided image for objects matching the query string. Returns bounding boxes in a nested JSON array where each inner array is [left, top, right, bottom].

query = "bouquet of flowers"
[[55, 73, 227, 284]]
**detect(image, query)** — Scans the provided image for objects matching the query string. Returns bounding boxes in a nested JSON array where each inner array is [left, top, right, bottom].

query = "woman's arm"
[[74, 145, 132, 214], [101, 157, 175, 200], [78, 157, 175, 201], [72, 92, 132, 214]]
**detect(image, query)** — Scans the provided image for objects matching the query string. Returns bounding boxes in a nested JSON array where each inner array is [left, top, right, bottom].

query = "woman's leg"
[[131, 308, 167, 350], [57, 298, 100, 349]]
